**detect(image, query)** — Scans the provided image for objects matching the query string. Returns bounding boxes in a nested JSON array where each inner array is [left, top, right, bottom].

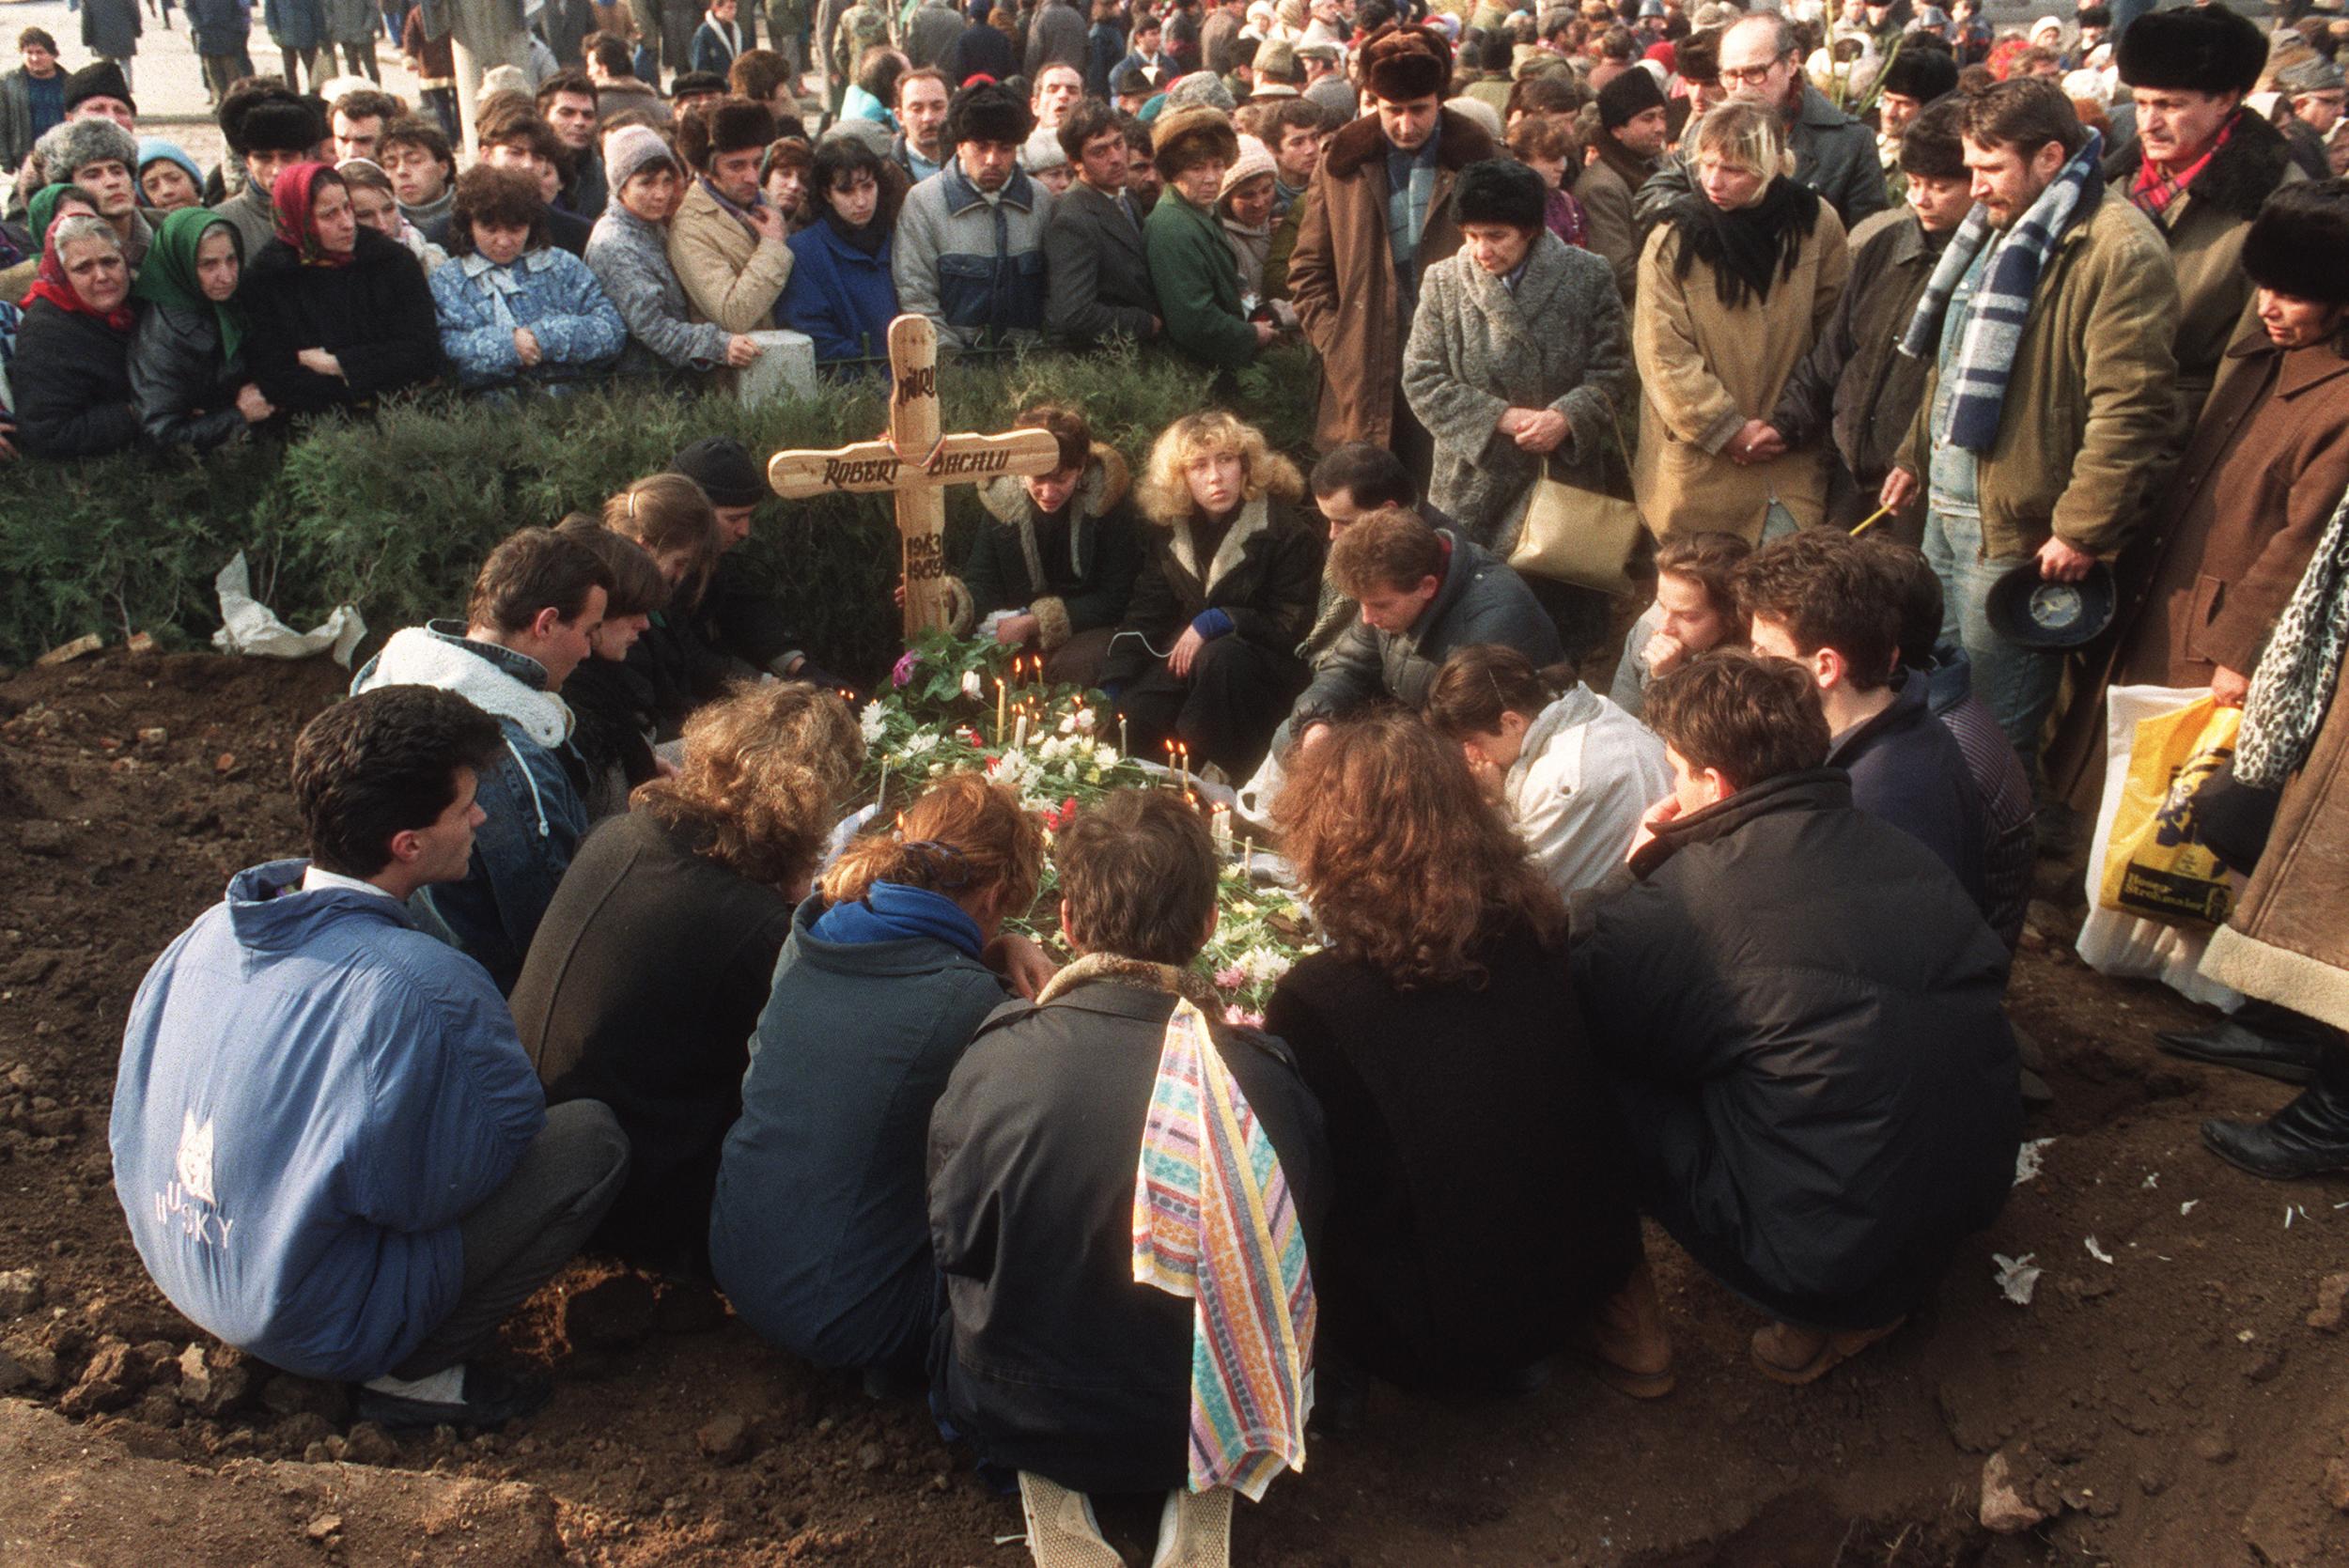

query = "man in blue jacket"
[[110, 686, 630, 1427], [351, 528, 612, 992]]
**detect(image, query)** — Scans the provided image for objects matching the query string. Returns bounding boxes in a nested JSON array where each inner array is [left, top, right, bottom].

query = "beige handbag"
[[1507, 409, 1646, 598]]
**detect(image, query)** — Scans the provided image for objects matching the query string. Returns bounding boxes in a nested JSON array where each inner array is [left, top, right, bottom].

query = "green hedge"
[[0, 342, 1321, 680]]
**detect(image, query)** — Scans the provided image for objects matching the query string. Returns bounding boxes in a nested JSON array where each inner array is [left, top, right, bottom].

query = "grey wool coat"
[[1400, 230, 1632, 552]]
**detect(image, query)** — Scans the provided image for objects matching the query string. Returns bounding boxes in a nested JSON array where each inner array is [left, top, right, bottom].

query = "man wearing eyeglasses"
[[1636, 13, 1888, 229]]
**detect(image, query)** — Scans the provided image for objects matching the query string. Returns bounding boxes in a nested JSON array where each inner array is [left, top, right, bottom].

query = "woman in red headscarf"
[[239, 161, 443, 415], [11, 211, 142, 458]]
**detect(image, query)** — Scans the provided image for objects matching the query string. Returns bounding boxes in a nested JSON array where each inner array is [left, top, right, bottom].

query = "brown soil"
[[2, 649, 2345, 1567]]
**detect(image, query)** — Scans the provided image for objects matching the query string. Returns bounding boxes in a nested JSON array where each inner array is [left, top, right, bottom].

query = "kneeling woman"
[[430, 164, 627, 392], [507, 683, 864, 1275], [709, 773, 1048, 1380], [1103, 410, 1324, 778], [1267, 713, 1664, 1397], [241, 163, 443, 415], [1422, 644, 1672, 898]]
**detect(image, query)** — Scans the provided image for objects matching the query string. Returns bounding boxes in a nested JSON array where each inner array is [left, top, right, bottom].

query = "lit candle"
[[994, 677, 1007, 745], [877, 759, 889, 809], [1211, 803, 1233, 851], [1177, 742, 1190, 794], [1014, 711, 1029, 752]]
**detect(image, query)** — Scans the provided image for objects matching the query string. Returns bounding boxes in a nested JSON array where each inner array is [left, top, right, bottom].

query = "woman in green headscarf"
[[0, 184, 101, 303], [126, 208, 276, 452]]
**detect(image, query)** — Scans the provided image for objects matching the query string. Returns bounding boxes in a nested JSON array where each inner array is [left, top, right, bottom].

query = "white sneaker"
[[1019, 1471, 1126, 1568], [1148, 1487, 1234, 1568]]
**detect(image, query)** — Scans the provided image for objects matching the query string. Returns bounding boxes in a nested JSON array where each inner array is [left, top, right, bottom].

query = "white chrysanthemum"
[[1236, 945, 1291, 986], [903, 731, 941, 756], [859, 702, 888, 744], [961, 669, 984, 700]]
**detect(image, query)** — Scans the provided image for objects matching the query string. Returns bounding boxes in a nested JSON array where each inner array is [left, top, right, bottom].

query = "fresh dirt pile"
[[1, 649, 2344, 1567]]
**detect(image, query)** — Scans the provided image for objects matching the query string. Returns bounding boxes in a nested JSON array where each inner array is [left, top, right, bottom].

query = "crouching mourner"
[[928, 790, 1329, 1564], [110, 687, 629, 1428], [1571, 653, 2021, 1384]]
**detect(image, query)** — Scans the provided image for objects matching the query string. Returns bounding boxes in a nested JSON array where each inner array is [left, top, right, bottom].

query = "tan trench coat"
[[1629, 197, 1848, 542]]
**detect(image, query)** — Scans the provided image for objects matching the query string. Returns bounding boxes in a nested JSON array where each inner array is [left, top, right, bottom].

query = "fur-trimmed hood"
[[1319, 107, 1497, 181], [978, 441, 1131, 525], [2104, 107, 2294, 225]]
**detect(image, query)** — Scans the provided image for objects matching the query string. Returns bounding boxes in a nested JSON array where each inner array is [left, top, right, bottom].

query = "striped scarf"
[[2235, 485, 2349, 789], [1131, 995, 1315, 1501], [1898, 130, 2104, 456]]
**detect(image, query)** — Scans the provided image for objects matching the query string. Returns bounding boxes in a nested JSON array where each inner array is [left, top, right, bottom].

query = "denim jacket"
[[351, 622, 590, 991], [891, 161, 1053, 351]]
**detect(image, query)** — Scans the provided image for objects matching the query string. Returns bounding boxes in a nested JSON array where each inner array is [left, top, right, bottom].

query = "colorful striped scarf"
[[1897, 129, 2103, 456], [1131, 996, 1315, 1501]]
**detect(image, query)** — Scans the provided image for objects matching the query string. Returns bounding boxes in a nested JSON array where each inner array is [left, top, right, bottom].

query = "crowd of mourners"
[[61, 0, 2349, 1560]]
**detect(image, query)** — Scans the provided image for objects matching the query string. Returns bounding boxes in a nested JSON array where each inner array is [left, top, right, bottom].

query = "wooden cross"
[[767, 315, 1064, 643]]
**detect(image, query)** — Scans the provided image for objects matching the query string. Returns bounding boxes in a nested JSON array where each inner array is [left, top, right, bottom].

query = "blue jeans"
[[1923, 505, 2062, 787]]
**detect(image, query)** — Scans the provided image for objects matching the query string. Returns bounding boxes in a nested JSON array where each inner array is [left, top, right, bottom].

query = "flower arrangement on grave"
[[849, 633, 1316, 1022]]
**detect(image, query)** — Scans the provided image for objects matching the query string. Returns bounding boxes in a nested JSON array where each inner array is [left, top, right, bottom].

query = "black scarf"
[[824, 203, 891, 257], [1666, 176, 1822, 310]]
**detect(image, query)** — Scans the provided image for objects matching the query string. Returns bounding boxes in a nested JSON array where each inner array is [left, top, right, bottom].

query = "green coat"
[[1144, 188, 1257, 373], [1901, 185, 2184, 562]]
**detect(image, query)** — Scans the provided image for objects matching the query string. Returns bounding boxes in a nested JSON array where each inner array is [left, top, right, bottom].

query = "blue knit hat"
[[136, 138, 205, 193]]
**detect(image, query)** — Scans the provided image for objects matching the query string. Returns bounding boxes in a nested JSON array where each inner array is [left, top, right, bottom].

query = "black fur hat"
[[949, 81, 1035, 147], [2115, 5, 2265, 96], [1878, 44, 1958, 104], [220, 86, 327, 155], [1452, 157, 1547, 231], [2241, 179, 2349, 307], [62, 60, 134, 115]]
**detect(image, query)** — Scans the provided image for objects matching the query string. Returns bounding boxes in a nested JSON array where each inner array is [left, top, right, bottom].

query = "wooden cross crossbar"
[[765, 315, 1063, 642]]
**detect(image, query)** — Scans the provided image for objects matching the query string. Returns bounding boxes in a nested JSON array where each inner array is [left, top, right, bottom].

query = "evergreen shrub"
[[0, 341, 1318, 678]]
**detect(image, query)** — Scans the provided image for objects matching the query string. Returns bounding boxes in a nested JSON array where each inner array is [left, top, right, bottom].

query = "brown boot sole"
[[1750, 1320, 1903, 1387], [1576, 1347, 1676, 1400]]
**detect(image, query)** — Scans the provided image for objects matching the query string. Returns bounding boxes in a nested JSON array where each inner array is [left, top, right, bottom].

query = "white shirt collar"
[[300, 864, 401, 901]]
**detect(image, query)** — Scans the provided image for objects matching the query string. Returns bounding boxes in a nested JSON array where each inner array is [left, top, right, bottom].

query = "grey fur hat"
[[36, 116, 140, 180]]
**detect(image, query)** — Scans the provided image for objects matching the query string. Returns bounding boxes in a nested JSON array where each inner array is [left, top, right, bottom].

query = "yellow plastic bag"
[[2094, 696, 2240, 927]]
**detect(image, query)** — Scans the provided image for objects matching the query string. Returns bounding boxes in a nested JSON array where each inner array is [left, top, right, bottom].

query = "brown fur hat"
[[1360, 21, 1453, 103], [1152, 104, 1241, 179]]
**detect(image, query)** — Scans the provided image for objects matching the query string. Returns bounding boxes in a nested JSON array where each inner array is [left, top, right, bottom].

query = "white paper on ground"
[[210, 551, 366, 668]]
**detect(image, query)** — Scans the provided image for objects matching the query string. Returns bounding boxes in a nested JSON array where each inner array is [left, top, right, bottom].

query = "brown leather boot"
[[1749, 1317, 1905, 1386], [1580, 1260, 1674, 1399]]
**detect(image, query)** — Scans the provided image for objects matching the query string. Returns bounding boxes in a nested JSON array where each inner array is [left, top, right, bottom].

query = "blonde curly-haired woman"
[[1102, 409, 1327, 777]]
